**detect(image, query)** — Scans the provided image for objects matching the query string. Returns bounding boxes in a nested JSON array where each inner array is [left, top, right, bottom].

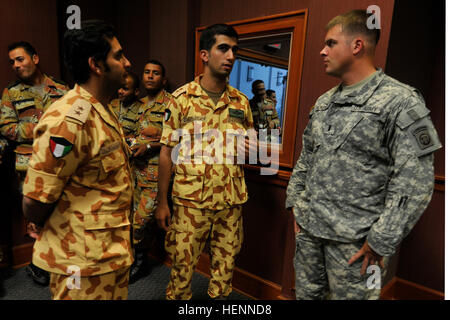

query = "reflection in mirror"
[[229, 33, 292, 145]]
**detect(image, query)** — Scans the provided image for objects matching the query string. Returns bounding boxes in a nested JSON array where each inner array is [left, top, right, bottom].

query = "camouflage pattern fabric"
[[0, 75, 69, 174], [160, 76, 254, 211], [131, 90, 172, 245], [110, 98, 143, 139], [249, 97, 280, 130], [286, 69, 441, 299], [293, 229, 389, 300], [49, 267, 130, 300], [165, 205, 243, 300], [22, 85, 134, 277], [160, 76, 253, 300]]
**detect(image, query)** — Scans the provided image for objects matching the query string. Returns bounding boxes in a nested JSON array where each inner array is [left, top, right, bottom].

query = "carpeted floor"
[[0, 260, 251, 300]]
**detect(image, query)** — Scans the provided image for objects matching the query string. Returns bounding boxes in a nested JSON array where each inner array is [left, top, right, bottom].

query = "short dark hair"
[[63, 20, 117, 84], [200, 23, 238, 51], [266, 89, 275, 97], [327, 9, 380, 46], [144, 59, 166, 77], [252, 79, 265, 93], [7, 41, 38, 57]]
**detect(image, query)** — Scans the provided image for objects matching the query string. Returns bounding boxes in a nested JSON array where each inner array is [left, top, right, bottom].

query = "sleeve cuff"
[[367, 228, 399, 257], [23, 167, 65, 204]]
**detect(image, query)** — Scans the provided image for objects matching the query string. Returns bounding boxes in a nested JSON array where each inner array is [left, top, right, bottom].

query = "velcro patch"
[[412, 126, 434, 150], [50, 137, 73, 158], [229, 108, 245, 119]]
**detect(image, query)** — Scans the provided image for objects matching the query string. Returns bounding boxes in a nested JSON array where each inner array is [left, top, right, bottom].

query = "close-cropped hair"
[[200, 23, 239, 51], [63, 20, 117, 84], [327, 9, 380, 47], [145, 59, 166, 77], [252, 79, 264, 93], [7, 41, 38, 57]]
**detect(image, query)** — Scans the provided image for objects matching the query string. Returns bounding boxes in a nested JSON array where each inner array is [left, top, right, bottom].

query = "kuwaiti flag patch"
[[164, 109, 172, 122], [50, 137, 73, 158]]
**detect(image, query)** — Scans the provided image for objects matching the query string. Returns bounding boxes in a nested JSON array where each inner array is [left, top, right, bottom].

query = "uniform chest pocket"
[[14, 99, 36, 113], [330, 108, 382, 151], [98, 153, 126, 181]]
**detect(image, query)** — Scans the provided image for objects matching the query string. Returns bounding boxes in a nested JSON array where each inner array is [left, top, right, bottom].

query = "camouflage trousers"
[[132, 184, 157, 246], [165, 205, 243, 300], [49, 267, 130, 300], [294, 228, 388, 300]]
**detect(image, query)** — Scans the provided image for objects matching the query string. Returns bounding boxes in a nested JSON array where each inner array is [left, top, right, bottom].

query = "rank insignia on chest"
[[50, 137, 73, 158], [164, 109, 172, 122]]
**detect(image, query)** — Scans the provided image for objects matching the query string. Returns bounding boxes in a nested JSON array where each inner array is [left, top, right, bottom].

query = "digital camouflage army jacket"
[[286, 70, 441, 256], [23, 85, 134, 276], [160, 76, 254, 210], [0, 75, 69, 171], [133, 90, 172, 188]]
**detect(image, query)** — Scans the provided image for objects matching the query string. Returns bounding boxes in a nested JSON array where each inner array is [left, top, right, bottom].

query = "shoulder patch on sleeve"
[[397, 104, 442, 157], [65, 99, 92, 124]]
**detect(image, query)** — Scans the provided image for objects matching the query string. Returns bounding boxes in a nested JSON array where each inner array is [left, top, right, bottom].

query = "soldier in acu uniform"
[[127, 60, 172, 283], [21, 21, 134, 300], [286, 10, 442, 300], [156, 24, 254, 300], [0, 41, 69, 286]]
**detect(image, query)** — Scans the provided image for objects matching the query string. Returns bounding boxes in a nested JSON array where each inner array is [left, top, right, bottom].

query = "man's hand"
[[26, 222, 42, 240], [155, 203, 171, 232], [348, 240, 385, 275], [131, 144, 148, 157]]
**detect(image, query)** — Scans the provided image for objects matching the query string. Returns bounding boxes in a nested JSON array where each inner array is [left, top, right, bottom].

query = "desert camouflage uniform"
[[132, 90, 172, 245], [0, 75, 68, 187], [110, 98, 143, 140], [22, 85, 134, 300], [160, 76, 253, 300], [286, 69, 441, 300]]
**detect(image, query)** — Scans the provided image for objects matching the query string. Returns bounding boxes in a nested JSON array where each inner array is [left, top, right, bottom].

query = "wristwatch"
[[146, 144, 152, 150]]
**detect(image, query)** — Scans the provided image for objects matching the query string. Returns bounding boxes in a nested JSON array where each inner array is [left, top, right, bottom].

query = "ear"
[[352, 38, 364, 55], [134, 88, 140, 96], [199, 49, 210, 64], [162, 77, 168, 88], [88, 57, 102, 76], [32, 54, 40, 65]]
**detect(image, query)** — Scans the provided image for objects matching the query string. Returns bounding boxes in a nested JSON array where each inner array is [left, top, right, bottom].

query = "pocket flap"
[[396, 104, 431, 130], [175, 164, 206, 176], [101, 154, 125, 173], [84, 213, 129, 230]]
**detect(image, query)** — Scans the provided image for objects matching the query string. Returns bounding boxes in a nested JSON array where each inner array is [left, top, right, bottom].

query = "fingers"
[[348, 248, 363, 266]]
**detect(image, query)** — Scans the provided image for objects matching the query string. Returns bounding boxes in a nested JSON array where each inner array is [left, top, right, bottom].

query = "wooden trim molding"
[[381, 277, 444, 300]]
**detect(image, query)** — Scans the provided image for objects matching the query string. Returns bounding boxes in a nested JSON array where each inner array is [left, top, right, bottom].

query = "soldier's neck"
[[200, 71, 227, 93], [146, 88, 162, 101], [23, 70, 45, 87]]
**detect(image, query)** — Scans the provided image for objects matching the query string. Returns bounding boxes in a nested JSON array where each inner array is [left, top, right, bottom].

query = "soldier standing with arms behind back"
[[128, 60, 172, 283], [156, 23, 255, 300], [286, 10, 441, 300], [0, 41, 69, 286], [21, 20, 134, 300]]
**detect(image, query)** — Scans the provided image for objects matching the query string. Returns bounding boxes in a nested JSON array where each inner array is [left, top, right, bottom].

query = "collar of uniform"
[[191, 75, 240, 108], [331, 69, 385, 106], [74, 84, 121, 133], [18, 74, 54, 92]]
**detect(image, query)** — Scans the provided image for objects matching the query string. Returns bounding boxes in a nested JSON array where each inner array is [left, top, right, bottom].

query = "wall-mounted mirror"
[[195, 10, 308, 169]]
